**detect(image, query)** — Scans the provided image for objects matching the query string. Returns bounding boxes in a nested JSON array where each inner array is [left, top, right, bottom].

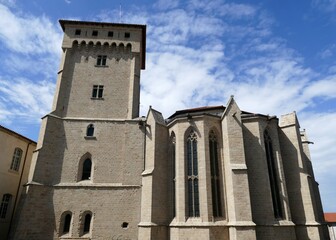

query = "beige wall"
[[0, 126, 36, 239]]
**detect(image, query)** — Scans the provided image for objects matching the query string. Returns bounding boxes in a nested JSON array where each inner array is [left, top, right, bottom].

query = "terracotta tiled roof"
[[324, 213, 336, 223]]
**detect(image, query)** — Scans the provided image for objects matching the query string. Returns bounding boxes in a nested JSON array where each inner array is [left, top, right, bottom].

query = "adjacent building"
[[325, 213, 336, 240], [0, 125, 36, 239], [11, 20, 329, 240]]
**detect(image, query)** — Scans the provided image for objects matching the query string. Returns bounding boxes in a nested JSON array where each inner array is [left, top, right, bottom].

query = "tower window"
[[124, 32, 130, 38], [0, 194, 12, 219], [86, 124, 94, 137], [96, 55, 107, 66], [75, 29, 81, 35], [81, 158, 92, 180], [83, 213, 92, 233], [10, 148, 23, 171], [209, 131, 222, 217], [62, 213, 72, 234], [92, 85, 104, 99], [92, 30, 98, 36], [186, 130, 199, 217], [122, 222, 128, 228], [108, 31, 114, 37], [264, 130, 283, 219]]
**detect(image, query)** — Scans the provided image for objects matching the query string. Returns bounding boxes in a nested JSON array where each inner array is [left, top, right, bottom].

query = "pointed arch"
[[77, 153, 93, 181], [264, 129, 283, 219], [185, 128, 199, 217]]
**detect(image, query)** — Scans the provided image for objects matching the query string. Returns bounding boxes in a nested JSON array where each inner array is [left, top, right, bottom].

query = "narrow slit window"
[[186, 130, 199, 217], [63, 213, 72, 234], [83, 213, 92, 233], [82, 159, 92, 180], [209, 131, 222, 217], [264, 130, 283, 219]]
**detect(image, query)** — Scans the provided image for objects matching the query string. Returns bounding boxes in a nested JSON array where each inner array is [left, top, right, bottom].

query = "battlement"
[[59, 20, 146, 69]]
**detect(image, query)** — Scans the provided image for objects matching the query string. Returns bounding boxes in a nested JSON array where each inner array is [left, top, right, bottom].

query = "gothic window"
[[10, 148, 23, 171], [0, 194, 12, 219], [186, 129, 199, 217], [75, 29, 81, 35], [124, 32, 130, 38], [61, 212, 72, 234], [264, 130, 283, 219], [86, 124, 94, 137], [96, 55, 106, 66], [108, 31, 113, 37], [83, 213, 92, 234], [209, 131, 222, 217], [81, 159, 92, 180], [170, 132, 176, 218], [92, 85, 104, 98]]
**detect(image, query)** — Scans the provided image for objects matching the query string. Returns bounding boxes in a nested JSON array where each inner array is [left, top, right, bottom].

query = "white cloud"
[[0, 77, 55, 124], [0, 3, 62, 55]]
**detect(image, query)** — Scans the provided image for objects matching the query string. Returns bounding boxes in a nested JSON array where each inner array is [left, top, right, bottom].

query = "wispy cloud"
[[312, 0, 336, 12], [0, 0, 335, 211], [0, 3, 61, 126], [0, 4, 62, 55]]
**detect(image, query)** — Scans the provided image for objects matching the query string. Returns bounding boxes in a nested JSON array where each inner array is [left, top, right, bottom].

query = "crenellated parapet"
[[59, 19, 146, 69]]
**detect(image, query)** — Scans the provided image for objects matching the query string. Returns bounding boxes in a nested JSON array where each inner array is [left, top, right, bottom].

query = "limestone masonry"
[[10, 20, 329, 240]]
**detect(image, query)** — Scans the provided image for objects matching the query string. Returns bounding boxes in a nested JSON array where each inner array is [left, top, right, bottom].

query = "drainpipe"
[[8, 141, 32, 238]]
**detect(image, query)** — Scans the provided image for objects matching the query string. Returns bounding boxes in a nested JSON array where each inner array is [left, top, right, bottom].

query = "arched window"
[[186, 130, 199, 217], [83, 213, 92, 234], [10, 148, 23, 171], [62, 213, 72, 234], [170, 132, 176, 219], [86, 124, 94, 137], [209, 130, 222, 217], [0, 194, 12, 219], [81, 159, 92, 180], [264, 130, 283, 219]]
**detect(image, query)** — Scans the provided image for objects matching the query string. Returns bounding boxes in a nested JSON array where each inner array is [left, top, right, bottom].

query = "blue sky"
[[0, 0, 335, 212]]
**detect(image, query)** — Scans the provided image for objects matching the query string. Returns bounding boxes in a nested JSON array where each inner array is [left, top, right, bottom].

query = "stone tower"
[[11, 20, 146, 239]]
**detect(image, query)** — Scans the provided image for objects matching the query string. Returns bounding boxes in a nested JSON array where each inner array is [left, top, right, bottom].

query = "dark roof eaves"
[[59, 19, 146, 31]]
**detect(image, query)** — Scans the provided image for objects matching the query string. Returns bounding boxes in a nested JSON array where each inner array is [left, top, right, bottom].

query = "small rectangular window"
[[92, 85, 104, 99], [92, 30, 98, 36], [96, 55, 107, 66], [75, 29, 81, 35], [108, 31, 114, 37], [124, 32, 130, 38]]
